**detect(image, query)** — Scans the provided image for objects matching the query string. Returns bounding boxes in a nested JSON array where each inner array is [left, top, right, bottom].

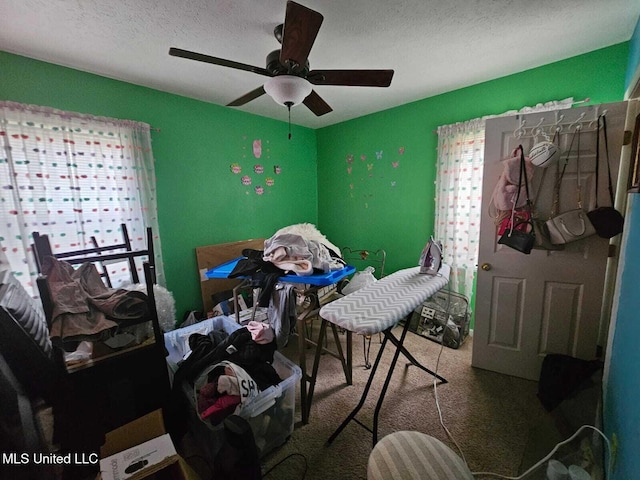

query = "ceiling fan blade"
[[169, 47, 273, 77], [307, 69, 394, 87], [227, 86, 267, 107], [303, 90, 332, 116], [279, 1, 323, 70]]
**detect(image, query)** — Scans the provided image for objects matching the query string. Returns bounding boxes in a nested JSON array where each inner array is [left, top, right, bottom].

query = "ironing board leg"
[[372, 319, 413, 445], [346, 331, 353, 384], [387, 333, 448, 384], [326, 318, 448, 446], [329, 322, 352, 385], [297, 316, 309, 424], [301, 319, 354, 423], [326, 330, 390, 446], [305, 318, 328, 421]]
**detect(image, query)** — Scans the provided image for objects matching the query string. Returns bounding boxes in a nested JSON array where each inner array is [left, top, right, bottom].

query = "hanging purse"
[[546, 127, 596, 245], [586, 114, 624, 239], [531, 131, 564, 251], [497, 208, 531, 235], [497, 145, 536, 254]]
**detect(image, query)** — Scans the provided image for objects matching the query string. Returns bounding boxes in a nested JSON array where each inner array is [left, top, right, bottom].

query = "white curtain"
[[434, 98, 575, 301], [435, 119, 485, 300], [0, 101, 164, 297]]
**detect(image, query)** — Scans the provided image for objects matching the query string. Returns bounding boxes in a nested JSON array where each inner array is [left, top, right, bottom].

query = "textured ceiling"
[[1, 0, 639, 129]]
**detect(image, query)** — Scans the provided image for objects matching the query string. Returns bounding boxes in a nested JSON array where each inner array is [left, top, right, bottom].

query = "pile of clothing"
[[172, 320, 282, 426], [227, 223, 345, 349], [42, 256, 149, 346]]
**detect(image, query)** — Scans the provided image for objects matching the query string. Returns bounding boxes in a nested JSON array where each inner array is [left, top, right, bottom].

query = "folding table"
[[205, 258, 355, 424], [319, 264, 450, 446]]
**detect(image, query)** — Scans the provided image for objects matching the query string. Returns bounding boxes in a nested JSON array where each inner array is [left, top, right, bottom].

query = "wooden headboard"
[[195, 238, 265, 313]]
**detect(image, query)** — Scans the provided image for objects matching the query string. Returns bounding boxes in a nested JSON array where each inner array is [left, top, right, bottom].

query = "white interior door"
[[471, 102, 628, 381]]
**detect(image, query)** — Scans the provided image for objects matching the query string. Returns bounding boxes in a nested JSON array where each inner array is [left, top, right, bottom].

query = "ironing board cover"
[[320, 264, 450, 336]]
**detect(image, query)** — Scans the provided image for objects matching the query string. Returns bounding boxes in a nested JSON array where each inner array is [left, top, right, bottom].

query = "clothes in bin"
[[164, 316, 301, 460]]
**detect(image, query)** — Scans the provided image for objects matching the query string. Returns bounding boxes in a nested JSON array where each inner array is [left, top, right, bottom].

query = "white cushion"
[[367, 431, 473, 480]]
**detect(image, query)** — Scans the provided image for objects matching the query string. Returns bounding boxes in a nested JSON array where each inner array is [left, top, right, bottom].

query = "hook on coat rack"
[[552, 112, 565, 135], [514, 118, 526, 139], [568, 112, 586, 132], [532, 117, 546, 139]]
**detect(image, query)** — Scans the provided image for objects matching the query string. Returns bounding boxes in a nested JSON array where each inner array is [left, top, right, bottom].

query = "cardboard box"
[[97, 410, 200, 480]]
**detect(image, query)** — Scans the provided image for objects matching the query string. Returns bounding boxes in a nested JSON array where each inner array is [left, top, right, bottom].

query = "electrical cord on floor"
[[470, 425, 612, 479], [262, 452, 308, 479], [431, 283, 468, 465], [428, 288, 612, 480]]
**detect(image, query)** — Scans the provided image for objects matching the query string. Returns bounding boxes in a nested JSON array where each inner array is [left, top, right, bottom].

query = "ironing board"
[[319, 264, 451, 446], [205, 257, 356, 424]]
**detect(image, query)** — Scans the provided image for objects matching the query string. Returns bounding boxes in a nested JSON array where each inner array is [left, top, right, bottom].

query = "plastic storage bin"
[[164, 316, 301, 460]]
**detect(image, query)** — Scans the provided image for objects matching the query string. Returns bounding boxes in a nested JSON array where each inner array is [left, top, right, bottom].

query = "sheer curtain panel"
[[0, 101, 164, 297], [435, 119, 485, 299]]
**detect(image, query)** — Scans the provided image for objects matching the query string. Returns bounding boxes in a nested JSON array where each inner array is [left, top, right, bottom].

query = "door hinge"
[[608, 244, 617, 258], [623, 130, 633, 146]]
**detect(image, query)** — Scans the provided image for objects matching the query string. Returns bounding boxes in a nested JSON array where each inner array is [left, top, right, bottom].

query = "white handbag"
[[545, 128, 596, 245], [546, 209, 596, 244]]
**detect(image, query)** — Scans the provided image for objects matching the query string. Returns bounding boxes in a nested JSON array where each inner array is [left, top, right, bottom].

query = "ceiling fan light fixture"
[[264, 75, 312, 107]]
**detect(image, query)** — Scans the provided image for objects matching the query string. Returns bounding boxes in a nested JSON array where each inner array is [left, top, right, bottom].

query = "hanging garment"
[[268, 283, 297, 349]]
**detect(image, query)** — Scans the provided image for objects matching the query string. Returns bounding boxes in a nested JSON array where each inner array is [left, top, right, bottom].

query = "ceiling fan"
[[168, 0, 394, 117]]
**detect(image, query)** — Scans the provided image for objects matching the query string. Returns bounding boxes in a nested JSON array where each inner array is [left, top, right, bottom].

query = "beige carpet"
[[245, 326, 554, 480]]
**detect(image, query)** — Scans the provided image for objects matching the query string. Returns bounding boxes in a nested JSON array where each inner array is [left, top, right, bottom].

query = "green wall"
[[0, 43, 630, 318], [1, 37, 638, 480], [0, 51, 318, 316], [316, 43, 629, 319]]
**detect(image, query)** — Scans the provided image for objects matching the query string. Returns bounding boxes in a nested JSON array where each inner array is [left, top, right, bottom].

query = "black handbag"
[[587, 114, 624, 239], [498, 219, 535, 253], [498, 145, 535, 254]]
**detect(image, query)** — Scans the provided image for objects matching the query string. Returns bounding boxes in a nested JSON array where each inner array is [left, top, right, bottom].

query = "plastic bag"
[[342, 266, 377, 295]]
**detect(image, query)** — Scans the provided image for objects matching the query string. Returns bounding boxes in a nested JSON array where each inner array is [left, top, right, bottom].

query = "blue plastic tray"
[[205, 257, 355, 286]]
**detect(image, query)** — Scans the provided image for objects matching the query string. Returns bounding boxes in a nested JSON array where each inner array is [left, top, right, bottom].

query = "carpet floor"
[[182, 326, 560, 480]]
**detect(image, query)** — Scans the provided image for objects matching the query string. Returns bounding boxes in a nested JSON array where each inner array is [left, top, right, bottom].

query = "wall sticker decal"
[[253, 139, 262, 158]]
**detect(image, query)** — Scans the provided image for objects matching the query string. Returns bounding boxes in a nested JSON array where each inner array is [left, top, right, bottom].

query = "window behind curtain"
[[0, 101, 164, 297]]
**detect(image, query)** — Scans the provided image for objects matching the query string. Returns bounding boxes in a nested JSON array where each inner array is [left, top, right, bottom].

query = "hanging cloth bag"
[[497, 145, 536, 254], [586, 114, 624, 238], [546, 126, 596, 244]]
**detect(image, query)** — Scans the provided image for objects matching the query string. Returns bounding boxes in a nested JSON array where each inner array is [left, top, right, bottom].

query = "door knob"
[[481, 263, 492, 271]]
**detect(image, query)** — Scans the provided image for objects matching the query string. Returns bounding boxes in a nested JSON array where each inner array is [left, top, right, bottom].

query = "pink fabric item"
[[197, 382, 219, 414], [200, 395, 241, 423], [246, 321, 275, 344]]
